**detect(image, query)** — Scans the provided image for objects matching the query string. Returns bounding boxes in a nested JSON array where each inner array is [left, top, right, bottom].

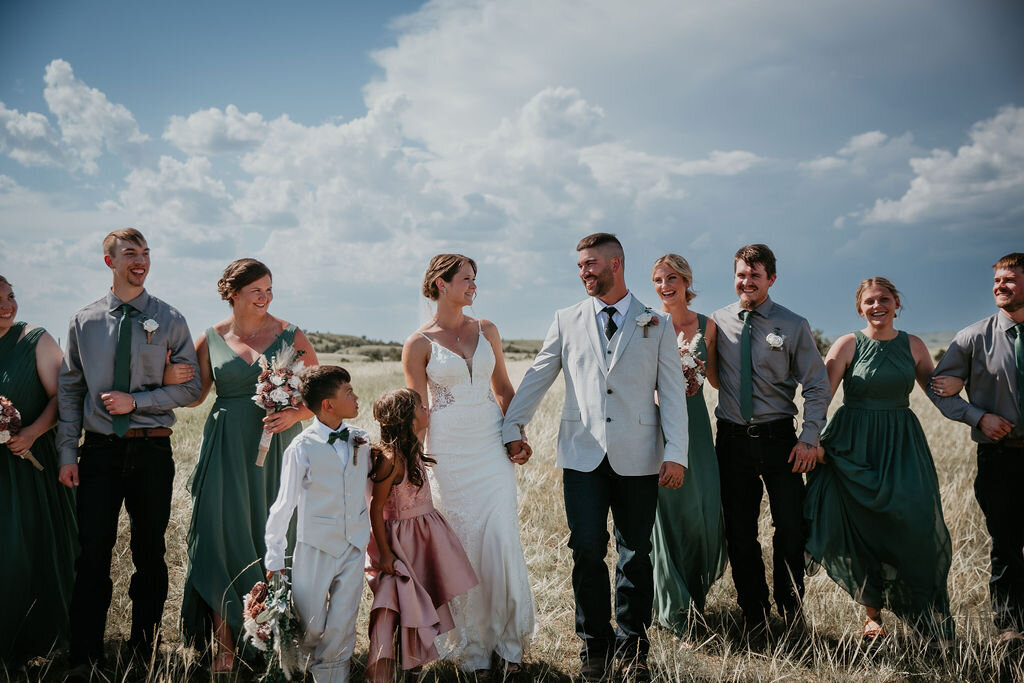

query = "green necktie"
[[112, 303, 132, 437], [1014, 323, 1024, 422], [740, 309, 753, 422]]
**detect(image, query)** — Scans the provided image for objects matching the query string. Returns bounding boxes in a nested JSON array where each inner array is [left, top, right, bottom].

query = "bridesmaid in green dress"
[[649, 255, 728, 635], [0, 276, 78, 668], [178, 259, 318, 671], [805, 277, 954, 641]]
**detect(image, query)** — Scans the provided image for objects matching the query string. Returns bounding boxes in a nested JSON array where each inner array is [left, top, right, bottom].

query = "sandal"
[[862, 617, 886, 642]]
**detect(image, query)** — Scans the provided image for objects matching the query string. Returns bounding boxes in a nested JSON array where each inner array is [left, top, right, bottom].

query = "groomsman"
[[712, 244, 829, 633], [929, 252, 1024, 642], [57, 229, 201, 672], [503, 233, 689, 682]]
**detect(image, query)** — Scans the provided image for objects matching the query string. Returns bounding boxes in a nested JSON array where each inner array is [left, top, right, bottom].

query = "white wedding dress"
[[421, 325, 536, 670]]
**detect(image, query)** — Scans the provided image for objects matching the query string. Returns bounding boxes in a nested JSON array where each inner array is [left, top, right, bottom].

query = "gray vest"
[[294, 428, 371, 556]]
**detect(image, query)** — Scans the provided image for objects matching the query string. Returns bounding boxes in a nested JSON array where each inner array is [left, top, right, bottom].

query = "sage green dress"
[[181, 325, 301, 649], [0, 323, 78, 665], [651, 314, 728, 633], [805, 331, 953, 636]]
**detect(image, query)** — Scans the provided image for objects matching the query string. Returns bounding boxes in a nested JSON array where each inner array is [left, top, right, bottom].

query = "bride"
[[402, 253, 536, 676]]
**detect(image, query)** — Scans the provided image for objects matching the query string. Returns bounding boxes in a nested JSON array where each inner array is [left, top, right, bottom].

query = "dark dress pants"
[[716, 421, 805, 622], [975, 442, 1024, 632], [563, 456, 659, 663], [69, 434, 175, 666]]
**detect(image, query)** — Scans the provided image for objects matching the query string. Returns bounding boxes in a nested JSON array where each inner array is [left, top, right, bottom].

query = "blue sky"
[[1, 0, 1022, 345]]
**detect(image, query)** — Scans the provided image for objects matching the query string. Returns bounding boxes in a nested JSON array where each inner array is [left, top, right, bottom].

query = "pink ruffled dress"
[[366, 467, 478, 674]]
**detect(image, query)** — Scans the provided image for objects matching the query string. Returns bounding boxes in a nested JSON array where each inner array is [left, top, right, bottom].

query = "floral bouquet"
[[0, 396, 43, 470], [252, 342, 306, 466], [242, 573, 305, 681], [677, 331, 707, 397]]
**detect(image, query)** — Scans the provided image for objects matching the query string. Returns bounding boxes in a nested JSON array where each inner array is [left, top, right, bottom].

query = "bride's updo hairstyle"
[[217, 258, 272, 306], [422, 253, 477, 301], [854, 277, 901, 315], [651, 254, 697, 303], [372, 388, 435, 488]]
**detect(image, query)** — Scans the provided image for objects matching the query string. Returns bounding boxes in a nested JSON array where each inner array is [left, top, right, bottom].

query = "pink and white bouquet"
[[0, 395, 43, 470], [252, 342, 306, 466], [242, 574, 304, 680], [677, 331, 707, 397]]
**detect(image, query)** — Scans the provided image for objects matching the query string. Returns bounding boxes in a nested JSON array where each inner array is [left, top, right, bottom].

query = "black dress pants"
[[69, 433, 174, 666], [716, 420, 805, 622], [562, 456, 659, 663], [975, 442, 1024, 632]]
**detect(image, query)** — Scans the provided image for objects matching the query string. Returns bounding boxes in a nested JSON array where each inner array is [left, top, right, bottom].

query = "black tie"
[[328, 427, 350, 445], [602, 306, 618, 340]]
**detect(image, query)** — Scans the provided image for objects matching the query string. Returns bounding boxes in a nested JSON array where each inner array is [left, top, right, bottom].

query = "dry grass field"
[[18, 358, 1024, 682]]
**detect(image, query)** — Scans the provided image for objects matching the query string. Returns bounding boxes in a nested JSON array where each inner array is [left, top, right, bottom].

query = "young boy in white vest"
[[264, 365, 369, 683]]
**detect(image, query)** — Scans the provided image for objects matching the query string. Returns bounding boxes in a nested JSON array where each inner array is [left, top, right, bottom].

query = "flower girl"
[[365, 389, 478, 682]]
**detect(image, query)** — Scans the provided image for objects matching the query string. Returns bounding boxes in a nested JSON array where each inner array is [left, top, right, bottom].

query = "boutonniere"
[[766, 328, 785, 351], [352, 434, 367, 465], [141, 318, 159, 344], [635, 308, 660, 338]]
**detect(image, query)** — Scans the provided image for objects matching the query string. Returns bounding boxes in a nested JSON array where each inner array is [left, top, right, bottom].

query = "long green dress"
[[0, 323, 78, 665], [180, 325, 301, 649], [805, 331, 953, 637], [652, 314, 728, 634]]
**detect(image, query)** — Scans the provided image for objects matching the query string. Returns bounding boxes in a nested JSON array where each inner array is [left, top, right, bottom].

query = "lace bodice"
[[382, 466, 436, 520]]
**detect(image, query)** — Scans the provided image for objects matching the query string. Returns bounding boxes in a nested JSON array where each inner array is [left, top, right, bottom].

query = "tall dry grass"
[[18, 359, 1024, 681]]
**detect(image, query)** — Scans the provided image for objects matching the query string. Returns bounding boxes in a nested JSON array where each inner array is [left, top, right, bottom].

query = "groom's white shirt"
[[502, 293, 689, 475]]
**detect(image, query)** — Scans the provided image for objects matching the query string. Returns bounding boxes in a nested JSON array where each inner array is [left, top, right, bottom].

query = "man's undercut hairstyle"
[[300, 365, 351, 413], [103, 228, 147, 256], [734, 244, 777, 278], [993, 253, 1024, 272], [576, 232, 625, 265]]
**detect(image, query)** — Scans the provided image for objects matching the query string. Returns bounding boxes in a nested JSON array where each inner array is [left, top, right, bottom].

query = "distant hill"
[[306, 331, 544, 362]]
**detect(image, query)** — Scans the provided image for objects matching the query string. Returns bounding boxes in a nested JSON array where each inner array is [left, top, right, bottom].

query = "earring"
[[442, 286, 447, 295]]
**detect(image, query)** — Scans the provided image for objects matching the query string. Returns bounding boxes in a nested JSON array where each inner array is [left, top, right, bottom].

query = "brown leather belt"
[[85, 428, 172, 440]]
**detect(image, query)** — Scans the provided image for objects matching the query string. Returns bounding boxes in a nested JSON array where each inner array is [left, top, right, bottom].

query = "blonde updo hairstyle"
[[421, 253, 477, 301], [217, 258, 272, 306], [854, 276, 901, 316], [651, 254, 697, 303]]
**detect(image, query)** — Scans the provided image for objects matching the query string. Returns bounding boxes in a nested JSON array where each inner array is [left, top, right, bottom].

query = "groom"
[[503, 233, 689, 681]]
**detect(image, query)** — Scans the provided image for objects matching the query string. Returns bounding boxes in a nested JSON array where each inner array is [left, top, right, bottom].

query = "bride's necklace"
[[434, 315, 468, 342]]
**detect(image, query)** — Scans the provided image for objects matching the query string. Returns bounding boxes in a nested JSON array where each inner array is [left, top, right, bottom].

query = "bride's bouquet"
[[0, 395, 43, 470], [242, 573, 304, 680], [677, 331, 707, 397], [252, 342, 306, 467]]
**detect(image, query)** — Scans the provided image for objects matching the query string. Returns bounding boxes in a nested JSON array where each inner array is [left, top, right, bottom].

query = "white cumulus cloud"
[[864, 106, 1024, 224], [0, 102, 66, 167], [43, 59, 149, 173], [110, 155, 235, 226], [164, 105, 268, 155]]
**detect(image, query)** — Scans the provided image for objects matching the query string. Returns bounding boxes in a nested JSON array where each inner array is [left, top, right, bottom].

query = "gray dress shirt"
[[712, 297, 830, 444], [929, 312, 1023, 443], [57, 289, 202, 466]]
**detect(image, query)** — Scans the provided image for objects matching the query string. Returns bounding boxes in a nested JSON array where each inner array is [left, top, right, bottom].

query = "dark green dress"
[[652, 314, 728, 632], [805, 331, 953, 636], [0, 323, 78, 665], [180, 325, 300, 648]]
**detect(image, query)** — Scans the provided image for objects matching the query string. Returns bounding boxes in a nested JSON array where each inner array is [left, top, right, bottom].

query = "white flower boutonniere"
[[636, 308, 660, 338], [142, 318, 159, 343], [766, 328, 785, 351]]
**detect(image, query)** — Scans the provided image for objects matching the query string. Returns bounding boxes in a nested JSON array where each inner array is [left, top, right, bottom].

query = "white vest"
[[293, 427, 371, 556]]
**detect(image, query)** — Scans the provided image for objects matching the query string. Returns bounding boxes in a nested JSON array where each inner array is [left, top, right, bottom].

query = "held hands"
[[979, 413, 1016, 441], [930, 375, 965, 398], [658, 461, 685, 489], [788, 441, 818, 473], [59, 463, 79, 488], [162, 350, 195, 385], [100, 391, 134, 415], [505, 433, 533, 465]]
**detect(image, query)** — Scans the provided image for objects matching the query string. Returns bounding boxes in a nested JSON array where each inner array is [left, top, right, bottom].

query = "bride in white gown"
[[402, 254, 536, 675]]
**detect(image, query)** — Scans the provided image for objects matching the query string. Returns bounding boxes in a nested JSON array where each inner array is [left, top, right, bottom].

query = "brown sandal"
[[862, 617, 886, 641]]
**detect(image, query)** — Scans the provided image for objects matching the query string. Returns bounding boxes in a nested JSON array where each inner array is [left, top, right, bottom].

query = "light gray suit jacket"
[[502, 295, 689, 475]]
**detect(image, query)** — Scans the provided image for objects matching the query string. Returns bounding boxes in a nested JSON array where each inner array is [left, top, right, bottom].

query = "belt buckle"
[[745, 424, 762, 438]]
